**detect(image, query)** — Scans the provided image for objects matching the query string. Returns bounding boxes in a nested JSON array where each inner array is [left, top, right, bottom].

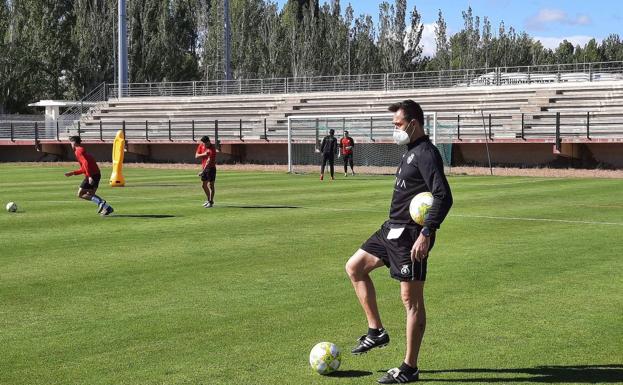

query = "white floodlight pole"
[[287, 117, 292, 173], [432, 111, 437, 145], [118, 0, 128, 98]]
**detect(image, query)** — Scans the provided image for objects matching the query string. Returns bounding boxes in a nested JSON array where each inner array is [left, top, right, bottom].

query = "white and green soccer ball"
[[6, 201, 17, 213], [309, 342, 341, 375], [409, 192, 433, 225]]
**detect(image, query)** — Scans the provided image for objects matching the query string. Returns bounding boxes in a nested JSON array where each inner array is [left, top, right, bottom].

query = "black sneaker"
[[377, 367, 419, 384], [102, 206, 114, 216], [351, 330, 390, 354]]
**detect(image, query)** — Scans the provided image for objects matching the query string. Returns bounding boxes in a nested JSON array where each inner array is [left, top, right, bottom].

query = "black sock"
[[399, 362, 418, 374], [367, 327, 384, 337]]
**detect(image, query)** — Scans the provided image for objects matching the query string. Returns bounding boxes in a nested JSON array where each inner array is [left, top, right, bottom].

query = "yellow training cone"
[[109, 130, 126, 187]]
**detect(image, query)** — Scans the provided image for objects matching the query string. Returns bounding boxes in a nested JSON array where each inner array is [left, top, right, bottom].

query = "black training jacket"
[[388, 135, 453, 229]]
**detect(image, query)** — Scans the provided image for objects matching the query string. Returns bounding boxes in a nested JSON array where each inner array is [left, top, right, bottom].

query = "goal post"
[[287, 112, 449, 174]]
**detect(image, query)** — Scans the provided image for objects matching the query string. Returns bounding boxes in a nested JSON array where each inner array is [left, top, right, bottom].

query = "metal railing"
[[56, 82, 108, 132], [106, 61, 623, 99], [44, 61, 623, 135], [3, 112, 623, 143]]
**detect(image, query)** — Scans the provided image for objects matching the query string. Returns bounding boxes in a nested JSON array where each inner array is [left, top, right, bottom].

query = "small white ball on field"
[[6, 202, 17, 213], [309, 342, 341, 375], [409, 192, 433, 225]]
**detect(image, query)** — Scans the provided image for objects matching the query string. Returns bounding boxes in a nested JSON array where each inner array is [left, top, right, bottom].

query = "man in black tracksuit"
[[319, 129, 338, 180], [345, 100, 453, 384]]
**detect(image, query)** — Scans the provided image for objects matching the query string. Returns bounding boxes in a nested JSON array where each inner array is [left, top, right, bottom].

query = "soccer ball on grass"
[[6, 202, 17, 213], [409, 192, 433, 225], [309, 342, 341, 375]]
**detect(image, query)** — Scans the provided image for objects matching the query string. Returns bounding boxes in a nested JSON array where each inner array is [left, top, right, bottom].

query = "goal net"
[[287, 112, 451, 174]]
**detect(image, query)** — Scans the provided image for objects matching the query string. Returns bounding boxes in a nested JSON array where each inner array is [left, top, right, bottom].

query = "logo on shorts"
[[407, 153, 415, 164], [400, 264, 411, 276]]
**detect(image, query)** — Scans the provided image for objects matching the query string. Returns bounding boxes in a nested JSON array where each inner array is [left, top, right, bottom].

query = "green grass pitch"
[[1, 164, 622, 385]]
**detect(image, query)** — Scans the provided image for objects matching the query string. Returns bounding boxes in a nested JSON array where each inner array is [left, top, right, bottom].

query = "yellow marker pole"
[[109, 130, 126, 187]]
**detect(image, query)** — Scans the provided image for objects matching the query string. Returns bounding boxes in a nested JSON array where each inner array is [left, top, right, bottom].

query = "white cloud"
[[534, 35, 598, 50], [526, 8, 592, 31], [420, 23, 437, 58]]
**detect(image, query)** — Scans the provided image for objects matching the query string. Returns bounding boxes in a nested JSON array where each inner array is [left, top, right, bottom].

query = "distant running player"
[[339, 130, 355, 177], [64, 136, 113, 216], [196, 135, 217, 208]]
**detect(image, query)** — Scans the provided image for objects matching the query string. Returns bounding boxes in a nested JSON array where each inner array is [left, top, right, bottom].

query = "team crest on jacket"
[[400, 264, 411, 276], [407, 153, 415, 164]]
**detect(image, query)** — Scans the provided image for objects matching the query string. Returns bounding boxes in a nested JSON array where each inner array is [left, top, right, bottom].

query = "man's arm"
[[195, 148, 208, 158], [418, 146, 453, 229], [411, 146, 453, 261]]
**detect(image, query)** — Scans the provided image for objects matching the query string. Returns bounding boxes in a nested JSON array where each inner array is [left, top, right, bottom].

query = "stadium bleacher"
[[75, 80, 623, 143]]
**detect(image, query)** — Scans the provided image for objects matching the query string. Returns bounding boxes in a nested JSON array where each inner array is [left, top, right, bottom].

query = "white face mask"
[[393, 128, 410, 145]]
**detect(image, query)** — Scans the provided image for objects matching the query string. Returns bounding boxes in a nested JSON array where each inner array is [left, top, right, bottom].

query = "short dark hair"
[[388, 100, 424, 127], [200, 135, 211, 143], [329, 129, 335, 135], [344, 130, 349, 135], [69, 135, 81, 144]]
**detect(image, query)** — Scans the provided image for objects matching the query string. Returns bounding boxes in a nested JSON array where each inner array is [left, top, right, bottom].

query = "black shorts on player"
[[361, 220, 435, 282], [79, 173, 101, 190], [200, 167, 217, 182]]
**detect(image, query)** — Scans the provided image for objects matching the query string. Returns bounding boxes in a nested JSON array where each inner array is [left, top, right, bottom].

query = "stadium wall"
[[1, 142, 622, 169]]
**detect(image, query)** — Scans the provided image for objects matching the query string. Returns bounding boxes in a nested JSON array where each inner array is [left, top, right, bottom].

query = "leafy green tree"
[[404, 4, 423, 71], [69, 0, 116, 98], [431, 9, 450, 70], [600, 34, 623, 61], [351, 13, 380, 74], [378, 0, 407, 73]]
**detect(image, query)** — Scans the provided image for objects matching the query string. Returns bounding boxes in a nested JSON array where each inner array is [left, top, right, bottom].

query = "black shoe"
[[97, 200, 107, 214], [378, 367, 419, 384], [351, 330, 390, 354]]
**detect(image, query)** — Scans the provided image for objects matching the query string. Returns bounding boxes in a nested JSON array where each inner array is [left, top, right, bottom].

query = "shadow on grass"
[[106, 214, 176, 219], [419, 365, 623, 383], [122, 184, 187, 188], [326, 370, 372, 378], [220, 204, 301, 209]]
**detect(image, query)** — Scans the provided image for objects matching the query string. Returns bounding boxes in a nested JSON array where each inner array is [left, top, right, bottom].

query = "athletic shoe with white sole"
[[351, 329, 390, 354], [377, 367, 419, 384]]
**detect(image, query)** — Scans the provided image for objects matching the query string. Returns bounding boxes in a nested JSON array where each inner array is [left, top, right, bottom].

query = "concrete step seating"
[[76, 80, 623, 141]]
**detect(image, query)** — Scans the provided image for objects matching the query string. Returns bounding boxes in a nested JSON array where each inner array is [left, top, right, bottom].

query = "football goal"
[[287, 112, 452, 174]]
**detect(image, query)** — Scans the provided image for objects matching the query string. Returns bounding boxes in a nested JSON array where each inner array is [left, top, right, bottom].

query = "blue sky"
[[276, 0, 622, 56]]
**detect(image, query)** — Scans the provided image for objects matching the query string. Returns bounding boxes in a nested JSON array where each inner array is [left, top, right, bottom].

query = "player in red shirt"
[[339, 130, 356, 177], [195, 135, 217, 208], [64, 136, 114, 215]]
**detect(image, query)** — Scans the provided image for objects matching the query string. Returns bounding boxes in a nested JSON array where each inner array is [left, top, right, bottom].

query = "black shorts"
[[80, 173, 101, 190], [361, 221, 435, 282], [200, 167, 217, 182]]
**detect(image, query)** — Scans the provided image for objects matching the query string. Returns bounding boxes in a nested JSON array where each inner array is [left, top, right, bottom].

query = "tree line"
[[1, 0, 622, 113]]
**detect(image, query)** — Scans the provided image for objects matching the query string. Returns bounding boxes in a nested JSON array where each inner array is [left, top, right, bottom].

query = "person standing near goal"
[[345, 100, 453, 384], [319, 129, 338, 180], [339, 130, 355, 177], [195, 135, 217, 208], [64, 136, 114, 216]]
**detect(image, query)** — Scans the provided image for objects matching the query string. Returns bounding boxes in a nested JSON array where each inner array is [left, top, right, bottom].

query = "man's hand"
[[410, 233, 430, 262], [64, 172, 73, 177]]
